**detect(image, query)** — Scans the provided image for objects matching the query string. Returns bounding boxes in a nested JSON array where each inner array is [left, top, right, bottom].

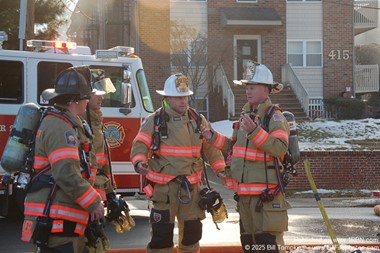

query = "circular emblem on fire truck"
[[103, 121, 125, 148]]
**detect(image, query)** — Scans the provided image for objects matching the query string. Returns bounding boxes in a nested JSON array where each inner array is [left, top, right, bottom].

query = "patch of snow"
[[210, 118, 380, 151], [294, 189, 374, 195]]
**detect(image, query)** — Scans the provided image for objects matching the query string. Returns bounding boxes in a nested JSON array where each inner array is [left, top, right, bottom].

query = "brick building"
[[68, 0, 379, 122]]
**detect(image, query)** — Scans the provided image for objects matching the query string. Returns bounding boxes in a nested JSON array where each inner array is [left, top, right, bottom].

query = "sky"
[[210, 118, 380, 151]]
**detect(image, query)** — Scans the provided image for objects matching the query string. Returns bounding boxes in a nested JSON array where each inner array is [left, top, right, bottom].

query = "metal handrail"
[[213, 64, 235, 117], [281, 64, 309, 116]]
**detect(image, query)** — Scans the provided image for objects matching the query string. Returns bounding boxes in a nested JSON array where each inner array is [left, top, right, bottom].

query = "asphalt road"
[[1, 169, 380, 252], [1, 203, 379, 252]]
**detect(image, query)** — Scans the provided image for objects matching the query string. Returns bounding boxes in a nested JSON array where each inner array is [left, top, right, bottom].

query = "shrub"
[[365, 92, 380, 118], [324, 97, 365, 119]]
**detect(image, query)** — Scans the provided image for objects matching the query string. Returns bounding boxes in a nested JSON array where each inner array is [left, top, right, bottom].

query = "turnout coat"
[[22, 108, 102, 242], [208, 98, 290, 195], [130, 105, 225, 196], [83, 109, 115, 200]]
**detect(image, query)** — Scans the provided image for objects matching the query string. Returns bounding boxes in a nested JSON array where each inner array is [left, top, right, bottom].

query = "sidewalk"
[[287, 196, 380, 208], [127, 194, 380, 212]]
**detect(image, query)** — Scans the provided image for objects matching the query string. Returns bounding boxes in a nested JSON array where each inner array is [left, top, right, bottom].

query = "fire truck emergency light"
[[96, 50, 119, 59], [96, 46, 135, 59], [27, 40, 77, 50], [109, 46, 135, 54]]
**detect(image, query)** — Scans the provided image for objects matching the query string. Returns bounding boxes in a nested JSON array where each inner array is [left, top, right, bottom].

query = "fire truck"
[[0, 32, 154, 218]]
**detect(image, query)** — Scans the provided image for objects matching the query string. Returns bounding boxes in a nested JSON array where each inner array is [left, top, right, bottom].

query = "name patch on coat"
[[65, 131, 77, 146], [272, 203, 281, 209]]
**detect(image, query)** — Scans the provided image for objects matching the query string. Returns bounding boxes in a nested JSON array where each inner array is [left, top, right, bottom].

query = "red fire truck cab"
[[0, 35, 154, 218]]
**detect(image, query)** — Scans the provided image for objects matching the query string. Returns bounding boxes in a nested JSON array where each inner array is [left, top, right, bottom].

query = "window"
[[89, 65, 136, 109], [0, 60, 24, 104], [37, 63, 138, 109], [37, 62, 72, 105], [306, 41, 322, 66], [287, 42, 303, 67], [136, 69, 154, 113], [287, 41, 322, 67]]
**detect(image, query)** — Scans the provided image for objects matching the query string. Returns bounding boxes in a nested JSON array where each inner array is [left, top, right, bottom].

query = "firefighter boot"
[[240, 233, 256, 253], [254, 233, 279, 253]]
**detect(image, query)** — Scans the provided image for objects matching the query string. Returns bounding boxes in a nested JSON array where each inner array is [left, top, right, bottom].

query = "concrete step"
[[231, 85, 309, 121]]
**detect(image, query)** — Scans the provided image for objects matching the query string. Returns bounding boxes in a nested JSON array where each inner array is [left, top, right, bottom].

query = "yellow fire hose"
[[304, 159, 342, 253]]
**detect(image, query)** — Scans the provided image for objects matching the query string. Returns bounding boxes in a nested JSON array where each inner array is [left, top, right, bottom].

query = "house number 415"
[[328, 50, 350, 60]]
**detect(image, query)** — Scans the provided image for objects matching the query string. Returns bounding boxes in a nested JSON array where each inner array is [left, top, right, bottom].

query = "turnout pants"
[[147, 180, 206, 253], [238, 194, 292, 253], [39, 235, 81, 253]]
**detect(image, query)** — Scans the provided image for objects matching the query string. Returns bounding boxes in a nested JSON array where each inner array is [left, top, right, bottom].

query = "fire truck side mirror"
[[123, 69, 131, 83], [119, 81, 132, 115], [118, 69, 132, 115], [121, 82, 132, 106], [121, 69, 132, 108]]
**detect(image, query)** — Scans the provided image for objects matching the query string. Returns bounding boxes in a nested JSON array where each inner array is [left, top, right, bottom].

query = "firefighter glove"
[[105, 192, 135, 233]]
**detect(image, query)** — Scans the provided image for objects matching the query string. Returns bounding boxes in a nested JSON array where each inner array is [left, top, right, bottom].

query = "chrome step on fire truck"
[[0, 32, 154, 218]]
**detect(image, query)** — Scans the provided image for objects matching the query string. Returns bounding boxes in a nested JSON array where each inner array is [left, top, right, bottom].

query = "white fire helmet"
[[156, 73, 194, 97], [233, 60, 283, 94]]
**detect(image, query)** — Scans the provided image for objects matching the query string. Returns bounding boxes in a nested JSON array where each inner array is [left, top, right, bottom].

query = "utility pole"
[[18, 0, 35, 51], [26, 0, 35, 41], [18, 0, 27, 50]]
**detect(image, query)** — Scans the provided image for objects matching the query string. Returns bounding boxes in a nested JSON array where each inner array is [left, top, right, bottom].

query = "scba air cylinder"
[[282, 111, 300, 165], [1, 103, 43, 173]]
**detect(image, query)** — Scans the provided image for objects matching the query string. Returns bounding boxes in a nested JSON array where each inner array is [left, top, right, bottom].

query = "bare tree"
[[355, 43, 380, 65], [170, 21, 227, 115]]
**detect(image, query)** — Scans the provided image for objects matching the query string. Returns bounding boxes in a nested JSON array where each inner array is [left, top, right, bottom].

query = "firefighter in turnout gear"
[[81, 69, 135, 252], [21, 66, 104, 253], [131, 73, 226, 253], [83, 69, 117, 201], [79, 69, 115, 252], [202, 62, 292, 253]]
